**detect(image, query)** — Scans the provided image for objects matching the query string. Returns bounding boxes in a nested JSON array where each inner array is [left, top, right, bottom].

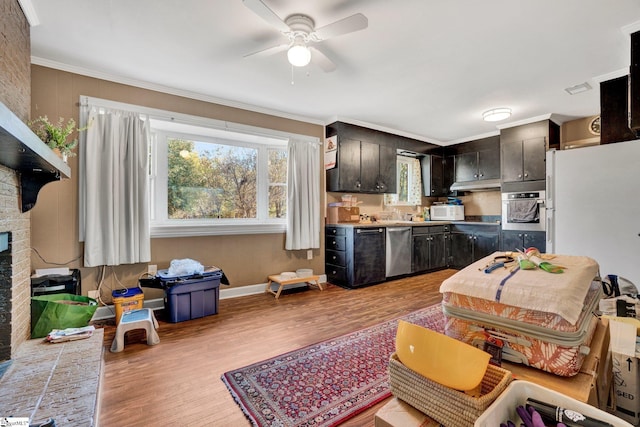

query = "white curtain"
[[285, 139, 320, 250], [79, 104, 151, 267], [384, 158, 423, 206]]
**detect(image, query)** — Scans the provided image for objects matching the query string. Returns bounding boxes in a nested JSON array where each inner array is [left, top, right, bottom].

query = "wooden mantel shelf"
[[0, 101, 71, 212]]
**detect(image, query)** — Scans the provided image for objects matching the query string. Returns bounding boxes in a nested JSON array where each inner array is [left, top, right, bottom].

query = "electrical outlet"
[[88, 290, 99, 299], [148, 264, 157, 275], [307, 249, 313, 260]]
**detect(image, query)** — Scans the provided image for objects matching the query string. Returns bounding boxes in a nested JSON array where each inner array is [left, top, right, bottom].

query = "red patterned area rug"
[[221, 303, 444, 427]]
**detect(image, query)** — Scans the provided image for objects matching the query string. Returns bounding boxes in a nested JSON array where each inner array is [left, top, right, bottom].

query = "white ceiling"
[[27, 0, 640, 145]]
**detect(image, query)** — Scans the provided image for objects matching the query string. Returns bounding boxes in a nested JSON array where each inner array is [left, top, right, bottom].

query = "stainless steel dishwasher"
[[385, 227, 412, 277]]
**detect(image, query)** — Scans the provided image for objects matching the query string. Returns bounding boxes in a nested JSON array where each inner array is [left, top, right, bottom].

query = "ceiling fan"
[[242, 0, 368, 72]]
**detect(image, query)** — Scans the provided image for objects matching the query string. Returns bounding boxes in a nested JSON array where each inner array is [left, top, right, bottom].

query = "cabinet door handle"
[[524, 173, 528, 177], [518, 233, 523, 237], [518, 174, 522, 178], [332, 255, 337, 260], [479, 173, 484, 177], [331, 240, 336, 245], [474, 174, 478, 178], [356, 182, 361, 188], [331, 229, 337, 234]]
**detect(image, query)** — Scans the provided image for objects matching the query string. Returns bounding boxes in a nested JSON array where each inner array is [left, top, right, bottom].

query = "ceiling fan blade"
[[242, 0, 289, 32], [244, 43, 289, 58], [314, 13, 368, 40], [310, 47, 337, 73]]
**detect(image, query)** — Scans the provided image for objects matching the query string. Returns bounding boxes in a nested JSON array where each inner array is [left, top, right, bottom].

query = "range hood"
[[449, 178, 501, 192]]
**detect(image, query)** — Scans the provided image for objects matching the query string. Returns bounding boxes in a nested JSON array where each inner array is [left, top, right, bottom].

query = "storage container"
[[474, 380, 632, 426], [31, 268, 81, 296], [112, 287, 144, 325], [388, 352, 512, 427], [164, 272, 221, 323]]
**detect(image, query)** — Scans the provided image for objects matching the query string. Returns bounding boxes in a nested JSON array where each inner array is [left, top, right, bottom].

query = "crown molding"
[[18, 0, 39, 26], [30, 56, 325, 127]]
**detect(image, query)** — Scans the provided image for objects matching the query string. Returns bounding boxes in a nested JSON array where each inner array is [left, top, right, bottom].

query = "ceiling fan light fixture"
[[482, 107, 512, 122], [287, 42, 311, 67]]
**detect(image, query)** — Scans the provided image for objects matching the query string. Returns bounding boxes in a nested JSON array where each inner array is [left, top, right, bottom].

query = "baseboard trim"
[[93, 274, 327, 320]]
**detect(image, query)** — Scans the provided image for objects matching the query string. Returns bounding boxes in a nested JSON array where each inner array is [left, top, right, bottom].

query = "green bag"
[[31, 293, 98, 338]]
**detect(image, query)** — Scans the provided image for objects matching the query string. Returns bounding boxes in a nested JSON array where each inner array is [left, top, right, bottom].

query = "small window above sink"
[[384, 154, 422, 206]]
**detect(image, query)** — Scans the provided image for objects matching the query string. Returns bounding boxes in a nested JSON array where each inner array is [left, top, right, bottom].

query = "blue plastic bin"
[[163, 271, 221, 323]]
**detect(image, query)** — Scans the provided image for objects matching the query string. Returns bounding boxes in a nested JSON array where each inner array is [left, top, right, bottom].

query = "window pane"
[[268, 149, 287, 218], [398, 162, 409, 202], [167, 138, 257, 219], [268, 149, 287, 183], [269, 185, 287, 218]]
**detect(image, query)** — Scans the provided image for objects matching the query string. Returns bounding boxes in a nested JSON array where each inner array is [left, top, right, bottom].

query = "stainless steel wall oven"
[[501, 191, 546, 232]]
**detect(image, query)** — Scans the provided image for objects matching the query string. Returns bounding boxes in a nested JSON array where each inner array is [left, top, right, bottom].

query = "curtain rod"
[[79, 95, 320, 144]]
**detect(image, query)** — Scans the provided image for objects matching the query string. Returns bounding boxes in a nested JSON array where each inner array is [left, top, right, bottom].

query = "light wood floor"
[[98, 269, 457, 426]]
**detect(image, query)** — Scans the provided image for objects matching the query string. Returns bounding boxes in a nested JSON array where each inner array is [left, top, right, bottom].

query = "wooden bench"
[[266, 274, 324, 299]]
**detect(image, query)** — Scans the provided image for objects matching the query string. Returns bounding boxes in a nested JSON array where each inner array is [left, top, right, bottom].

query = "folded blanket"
[[439, 252, 599, 325]]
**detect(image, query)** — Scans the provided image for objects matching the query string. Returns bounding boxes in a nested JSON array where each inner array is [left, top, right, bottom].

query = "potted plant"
[[29, 115, 85, 163]]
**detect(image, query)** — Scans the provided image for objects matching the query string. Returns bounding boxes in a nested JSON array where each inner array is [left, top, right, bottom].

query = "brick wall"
[[0, 0, 31, 121], [0, 0, 32, 361]]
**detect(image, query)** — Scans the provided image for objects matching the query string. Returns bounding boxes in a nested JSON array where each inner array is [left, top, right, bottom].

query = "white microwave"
[[430, 205, 464, 221]]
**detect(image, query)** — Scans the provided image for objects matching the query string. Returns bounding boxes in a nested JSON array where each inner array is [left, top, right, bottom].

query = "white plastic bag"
[[167, 258, 204, 277]]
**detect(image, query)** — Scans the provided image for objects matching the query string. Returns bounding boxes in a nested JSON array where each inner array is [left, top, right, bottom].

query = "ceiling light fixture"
[[482, 108, 512, 122], [564, 82, 592, 95], [287, 39, 311, 67]]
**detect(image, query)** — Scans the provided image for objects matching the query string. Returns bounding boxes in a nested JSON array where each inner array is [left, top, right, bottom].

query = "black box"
[[31, 269, 81, 296]]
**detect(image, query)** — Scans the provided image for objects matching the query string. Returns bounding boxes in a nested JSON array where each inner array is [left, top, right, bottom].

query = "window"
[[384, 156, 422, 206], [79, 96, 315, 238], [397, 156, 412, 204], [150, 119, 288, 237]]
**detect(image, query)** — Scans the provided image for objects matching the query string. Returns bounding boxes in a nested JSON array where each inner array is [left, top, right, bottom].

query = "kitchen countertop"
[[327, 220, 501, 228]]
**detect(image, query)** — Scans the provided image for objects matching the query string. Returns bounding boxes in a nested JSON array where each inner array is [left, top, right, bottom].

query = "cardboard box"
[[327, 206, 360, 224], [586, 317, 613, 411], [374, 398, 438, 427], [610, 319, 640, 425]]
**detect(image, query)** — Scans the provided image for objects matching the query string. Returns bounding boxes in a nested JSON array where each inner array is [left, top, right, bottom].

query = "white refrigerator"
[[546, 140, 640, 286]]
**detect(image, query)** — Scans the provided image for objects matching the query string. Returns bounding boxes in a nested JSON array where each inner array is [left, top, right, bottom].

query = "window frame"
[[150, 127, 288, 238], [394, 155, 417, 206], [79, 95, 320, 238]]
